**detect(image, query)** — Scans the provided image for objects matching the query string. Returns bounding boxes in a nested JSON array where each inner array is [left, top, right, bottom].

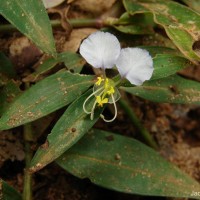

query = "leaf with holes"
[[123, 0, 200, 64]]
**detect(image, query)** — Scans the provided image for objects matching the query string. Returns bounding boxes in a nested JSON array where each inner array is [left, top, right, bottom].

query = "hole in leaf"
[[192, 40, 200, 51]]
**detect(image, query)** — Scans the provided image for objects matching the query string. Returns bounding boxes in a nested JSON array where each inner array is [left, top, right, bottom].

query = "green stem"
[[69, 18, 103, 28], [0, 18, 104, 33], [118, 98, 159, 150], [23, 123, 33, 200]]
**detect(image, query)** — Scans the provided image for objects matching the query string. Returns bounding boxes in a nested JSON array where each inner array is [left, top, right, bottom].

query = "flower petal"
[[80, 31, 121, 69], [116, 48, 153, 85]]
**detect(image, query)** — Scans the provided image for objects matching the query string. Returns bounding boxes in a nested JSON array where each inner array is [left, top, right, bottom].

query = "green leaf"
[[0, 0, 56, 56], [151, 54, 191, 80], [0, 71, 94, 130], [0, 179, 22, 200], [121, 54, 191, 87], [181, 0, 200, 12], [0, 53, 16, 79], [139, 46, 180, 57], [114, 24, 153, 35], [30, 90, 102, 173], [24, 52, 85, 82], [113, 12, 154, 35], [123, 0, 200, 63], [57, 129, 200, 199], [0, 80, 22, 116], [122, 75, 200, 104]]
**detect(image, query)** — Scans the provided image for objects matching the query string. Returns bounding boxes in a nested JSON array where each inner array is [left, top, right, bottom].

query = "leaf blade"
[[121, 54, 191, 87], [123, 0, 200, 63], [24, 52, 85, 82], [0, 0, 56, 56], [29, 90, 102, 172], [0, 179, 22, 200], [57, 129, 200, 199], [0, 71, 94, 130], [122, 75, 200, 104]]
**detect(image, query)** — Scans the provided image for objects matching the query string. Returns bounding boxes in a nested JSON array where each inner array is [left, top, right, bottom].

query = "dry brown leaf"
[[63, 28, 97, 52], [48, 5, 71, 33], [42, 0, 66, 8], [9, 37, 42, 69], [72, 0, 116, 16]]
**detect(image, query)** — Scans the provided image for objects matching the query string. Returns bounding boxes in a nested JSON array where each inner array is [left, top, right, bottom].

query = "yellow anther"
[[106, 86, 115, 95], [96, 96, 108, 107], [96, 77, 104, 86], [104, 78, 109, 88]]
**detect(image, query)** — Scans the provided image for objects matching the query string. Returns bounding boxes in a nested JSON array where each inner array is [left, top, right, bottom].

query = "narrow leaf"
[[123, 0, 200, 63], [121, 54, 191, 87], [139, 46, 180, 57], [122, 75, 200, 104], [57, 129, 200, 199], [0, 80, 22, 116], [151, 54, 191, 80], [29, 90, 102, 173], [0, 179, 22, 200], [0, 53, 16, 78], [0, 0, 56, 56], [0, 71, 94, 130], [24, 52, 85, 82], [114, 12, 154, 35]]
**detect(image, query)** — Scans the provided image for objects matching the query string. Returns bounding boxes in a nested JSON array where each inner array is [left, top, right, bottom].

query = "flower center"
[[94, 77, 116, 107], [83, 76, 121, 122]]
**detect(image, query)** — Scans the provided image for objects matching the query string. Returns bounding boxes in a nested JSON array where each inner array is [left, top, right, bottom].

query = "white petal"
[[80, 31, 121, 69], [116, 48, 153, 85]]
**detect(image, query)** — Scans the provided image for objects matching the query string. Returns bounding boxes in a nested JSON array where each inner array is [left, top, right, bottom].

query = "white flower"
[[80, 31, 121, 69], [116, 48, 154, 85], [80, 32, 154, 122]]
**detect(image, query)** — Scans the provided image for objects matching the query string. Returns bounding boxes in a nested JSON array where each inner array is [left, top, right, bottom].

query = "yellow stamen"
[[104, 78, 109, 88], [106, 86, 115, 95], [96, 77, 104, 86], [96, 96, 108, 107]]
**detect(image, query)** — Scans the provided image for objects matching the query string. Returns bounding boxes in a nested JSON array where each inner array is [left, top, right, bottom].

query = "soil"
[[0, 0, 200, 200]]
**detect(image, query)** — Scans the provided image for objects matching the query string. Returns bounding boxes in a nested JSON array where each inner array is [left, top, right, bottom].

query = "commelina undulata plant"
[[80, 31, 154, 122]]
